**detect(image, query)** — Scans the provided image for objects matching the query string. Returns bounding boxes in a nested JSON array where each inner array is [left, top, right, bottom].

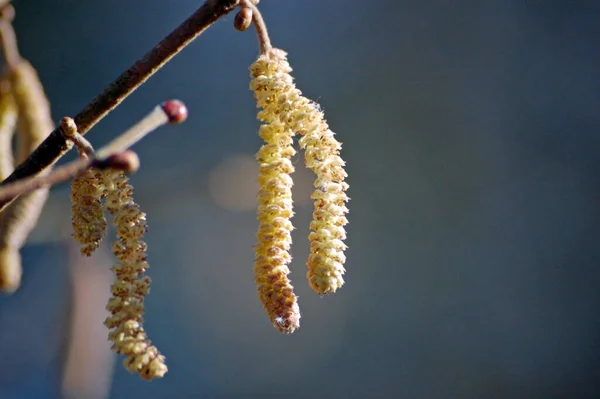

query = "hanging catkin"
[[250, 50, 301, 333], [0, 78, 16, 180], [101, 168, 168, 380], [0, 77, 17, 291], [0, 60, 53, 292]]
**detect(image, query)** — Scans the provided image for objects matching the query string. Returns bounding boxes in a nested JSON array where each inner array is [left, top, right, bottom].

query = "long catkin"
[[0, 80, 16, 180], [0, 61, 53, 292], [0, 78, 18, 291]]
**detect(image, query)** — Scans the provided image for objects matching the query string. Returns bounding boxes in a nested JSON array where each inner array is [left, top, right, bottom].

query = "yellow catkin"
[[0, 79, 16, 180], [251, 49, 349, 295], [9, 61, 53, 162], [0, 60, 53, 293], [100, 170, 167, 381], [250, 51, 301, 333], [70, 168, 107, 256], [0, 80, 19, 292]]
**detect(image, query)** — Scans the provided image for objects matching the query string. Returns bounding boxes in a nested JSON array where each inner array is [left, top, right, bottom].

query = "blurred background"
[[1, 0, 599, 397]]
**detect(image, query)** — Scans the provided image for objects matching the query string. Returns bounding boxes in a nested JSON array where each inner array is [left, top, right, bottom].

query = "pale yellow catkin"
[[0, 60, 53, 293], [100, 169, 167, 381], [251, 48, 349, 295], [250, 51, 301, 333]]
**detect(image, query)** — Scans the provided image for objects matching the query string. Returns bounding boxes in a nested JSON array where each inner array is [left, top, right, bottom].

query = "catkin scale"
[[0, 60, 53, 293]]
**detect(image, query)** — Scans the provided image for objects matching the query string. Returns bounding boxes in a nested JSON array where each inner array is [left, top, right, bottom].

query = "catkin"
[[100, 170, 167, 380], [250, 48, 349, 296], [0, 60, 53, 293], [70, 167, 107, 256], [250, 50, 301, 333], [0, 80, 18, 291], [0, 79, 16, 180], [0, 82, 18, 291], [64, 116, 108, 257], [10, 61, 52, 162]]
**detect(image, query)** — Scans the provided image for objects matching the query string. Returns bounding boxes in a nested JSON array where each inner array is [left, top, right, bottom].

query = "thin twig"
[[0, 0, 239, 197], [0, 100, 187, 203]]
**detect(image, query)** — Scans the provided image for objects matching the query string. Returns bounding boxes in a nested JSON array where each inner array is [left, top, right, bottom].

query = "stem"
[[0, 0, 239, 198], [242, 1, 271, 54]]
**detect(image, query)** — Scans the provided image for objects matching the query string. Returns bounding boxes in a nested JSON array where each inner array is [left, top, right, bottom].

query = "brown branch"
[[0, 0, 239, 204]]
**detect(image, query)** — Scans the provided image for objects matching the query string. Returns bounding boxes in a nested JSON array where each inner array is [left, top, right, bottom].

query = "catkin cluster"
[[250, 47, 349, 331], [69, 163, 166, 380]]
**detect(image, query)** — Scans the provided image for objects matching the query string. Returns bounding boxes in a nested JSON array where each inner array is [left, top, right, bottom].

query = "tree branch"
[[0, 0, 239, 201]]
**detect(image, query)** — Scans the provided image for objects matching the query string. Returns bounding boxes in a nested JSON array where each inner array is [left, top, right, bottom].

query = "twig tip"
[[161, 100, 187, 124]]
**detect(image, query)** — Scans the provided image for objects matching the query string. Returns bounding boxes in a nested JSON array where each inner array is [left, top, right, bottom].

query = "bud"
[[94, 150, 140, 174], [234, 7, 253, 32]]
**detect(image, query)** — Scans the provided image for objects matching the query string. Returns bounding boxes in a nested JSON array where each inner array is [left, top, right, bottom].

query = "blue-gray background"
[[1, 0, 599, 398]]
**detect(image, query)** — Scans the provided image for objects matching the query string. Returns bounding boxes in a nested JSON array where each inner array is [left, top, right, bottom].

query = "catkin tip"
[[161, 100, 187, 124], [0, 247, 22, 293]]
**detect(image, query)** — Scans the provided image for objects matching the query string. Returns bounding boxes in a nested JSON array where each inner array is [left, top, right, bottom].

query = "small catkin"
[[0, 60, 53, 293], [250, 52, 301, 333], [250, 48, 349, 295], [100, 169, 167, 381], [70, 168, 107, 256]]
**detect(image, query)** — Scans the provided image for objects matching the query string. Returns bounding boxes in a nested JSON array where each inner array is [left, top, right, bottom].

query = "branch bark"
[[0, 0, 239, 211]]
